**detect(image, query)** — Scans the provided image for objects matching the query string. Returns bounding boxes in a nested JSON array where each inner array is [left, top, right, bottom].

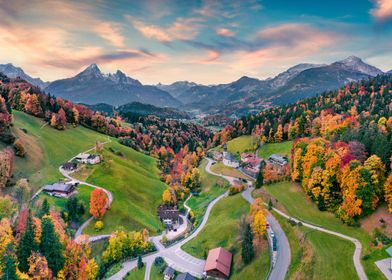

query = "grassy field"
[[182, 194, 270, 279], [186, 160, 228, 225], [11, 111, 108, 192], [123, 266, 146, 280], [149, 265, 163, 280], [260, 181, 388, 280], [11, 111, 167, 236], [76, 141, 167, 235], [258, 141, 293, 159], [225, 135, 259, 154], [210, 162, 251, 180], [33, 184, 93, 222]]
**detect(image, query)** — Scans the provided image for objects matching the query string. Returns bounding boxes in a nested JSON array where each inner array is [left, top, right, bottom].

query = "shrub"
[[13, 139, 26, 157], [229, 184, 246, 195], [95, 221, 104, 231]]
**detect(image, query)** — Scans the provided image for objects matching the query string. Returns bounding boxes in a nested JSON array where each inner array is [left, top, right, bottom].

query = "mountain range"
[[0, 56, 389, 116]]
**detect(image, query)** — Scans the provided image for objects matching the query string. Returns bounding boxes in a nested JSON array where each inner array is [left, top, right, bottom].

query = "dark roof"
[[87, 154, 99, 159], [62, 162, 76, 169], [157, 205, 180, 221], [43, 183, 74, 193], [164, 266, 175, 277], [268, 154, 288, 164], [176, 273, 195, 280]]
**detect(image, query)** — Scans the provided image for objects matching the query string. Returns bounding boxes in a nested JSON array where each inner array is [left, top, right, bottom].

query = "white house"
[[75, 153, 101, 165], [222, 144, 240, 168]]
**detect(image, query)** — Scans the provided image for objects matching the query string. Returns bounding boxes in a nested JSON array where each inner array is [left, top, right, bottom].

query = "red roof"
[[204, 247, 232, 277]]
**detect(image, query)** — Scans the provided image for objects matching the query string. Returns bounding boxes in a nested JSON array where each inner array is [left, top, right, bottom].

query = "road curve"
[[204, 157, 290, 280], [58, 139, 114, 241]]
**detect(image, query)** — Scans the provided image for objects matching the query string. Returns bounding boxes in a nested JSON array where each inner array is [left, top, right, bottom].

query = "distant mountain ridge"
[[159, 56, 386, 114], [0, 63, 48, 88], [46, 64, 181, 107]]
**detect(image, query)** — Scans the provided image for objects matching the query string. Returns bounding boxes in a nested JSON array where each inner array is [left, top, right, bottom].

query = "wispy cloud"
[[94, 22, 126, 48], [370, 0, 392, 21], [216, 27, 235, 37], [127, 16, 203, 43]]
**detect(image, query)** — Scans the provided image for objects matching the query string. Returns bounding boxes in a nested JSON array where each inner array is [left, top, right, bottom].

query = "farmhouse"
[[43, 181, 78, 198], [268, 154, 288, 166], [222, 144, 239, 168], [212, 150, 223, 161], [204, 247, 232, 279], [62, 161, 77, 171], [157, 204, 180, 226], [75, 153, 101, 165]]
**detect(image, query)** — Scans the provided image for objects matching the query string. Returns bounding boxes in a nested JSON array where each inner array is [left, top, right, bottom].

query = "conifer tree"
[[241, 223, 254, 264], [40, 216, 64, 276], [1, 243, 18, 280], [17, 212, 38, 273], [255, 168, 264, 189]]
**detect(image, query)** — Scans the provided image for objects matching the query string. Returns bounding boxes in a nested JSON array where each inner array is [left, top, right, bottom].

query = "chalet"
[[204, 247, 232, 279], [222, 144, 239, 168], [240, 153, 254, 162], [163, 266, 175, 280], [212, 150, 223, 161], [268, 154, 288, 166], [43, 181, 78, 198], [157, 204, 180, 226], [75, 153, 101, 165], [176, 273, 195, 280], [62, 161, 77, 171]]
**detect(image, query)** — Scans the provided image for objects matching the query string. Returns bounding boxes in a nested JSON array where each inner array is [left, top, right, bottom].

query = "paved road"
[[58, 139, 114, 241], [205, 157, 290, 280]]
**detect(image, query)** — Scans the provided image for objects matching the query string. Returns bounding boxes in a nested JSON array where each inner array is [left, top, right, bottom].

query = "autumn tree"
[[13, 139, 26, 157], [0, 149, 13, 188], [384, 174, 392, 213], [89, 189, 108, 220], [0, 196, 16, 220], [28, 252, 52, 279]]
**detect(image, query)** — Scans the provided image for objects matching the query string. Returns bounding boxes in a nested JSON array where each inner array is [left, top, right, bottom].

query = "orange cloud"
[[370, 0, 392, 21], [216, 27, 235, 37]]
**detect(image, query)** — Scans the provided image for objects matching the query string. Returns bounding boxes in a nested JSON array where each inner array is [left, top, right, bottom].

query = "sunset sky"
[[0, 0, 392, 84]]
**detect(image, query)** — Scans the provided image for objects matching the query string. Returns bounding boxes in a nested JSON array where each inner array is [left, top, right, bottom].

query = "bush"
[[13, 139, 26, 157], [95, 221, 104, 231], [229, 184, 246, 195]]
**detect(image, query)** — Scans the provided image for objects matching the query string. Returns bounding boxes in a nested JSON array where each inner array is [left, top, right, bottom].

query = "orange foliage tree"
[[89, 189, 108, 220]]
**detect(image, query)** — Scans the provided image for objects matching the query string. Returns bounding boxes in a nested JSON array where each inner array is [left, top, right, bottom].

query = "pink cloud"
[[94, 22, 126, 48], [370, 0, 392, 21], [128, 16, 203, 42], [216, 27, 235, 37]]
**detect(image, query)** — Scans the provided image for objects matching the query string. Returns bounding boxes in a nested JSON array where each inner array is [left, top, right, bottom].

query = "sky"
[[0, 0, 392, 84]]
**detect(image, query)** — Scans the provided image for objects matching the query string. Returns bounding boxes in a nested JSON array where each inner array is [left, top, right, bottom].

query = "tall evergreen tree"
[[255, 168, 264, 189], [241, 223, 254, 264], [16, 212, 37, 273], [40, 217, 64, 276], [1, 243, 18, 280], [38, 198, 50, 218]]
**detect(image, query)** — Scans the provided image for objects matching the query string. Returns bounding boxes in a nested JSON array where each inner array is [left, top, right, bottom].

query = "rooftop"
[[176, 272, 195, 280], [204, 247, 232, 277], [43, 182, 74, 192]]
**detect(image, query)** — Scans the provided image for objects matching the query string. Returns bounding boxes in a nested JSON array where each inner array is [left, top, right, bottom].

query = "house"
[[163, 266, 175, 280], [222, 144, 239, 168], [204, 247, 232, 279], [62, 161, 77, 171], [42, 181, 78, 198], [387, 246, 392, 270], [212, 150, 223, 161], [75, 153, 101, 165], [157, 204, 180, 226], [268, 154, 288, 166], [240, 153, 254, 162], [176, 273, 195, 280]]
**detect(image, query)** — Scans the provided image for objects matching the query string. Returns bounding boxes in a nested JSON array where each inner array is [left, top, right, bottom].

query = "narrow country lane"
[[204, 157, 291, 280]]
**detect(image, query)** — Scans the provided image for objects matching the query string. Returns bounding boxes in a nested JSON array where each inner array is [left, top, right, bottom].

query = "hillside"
[[9, 111, 166, 233]]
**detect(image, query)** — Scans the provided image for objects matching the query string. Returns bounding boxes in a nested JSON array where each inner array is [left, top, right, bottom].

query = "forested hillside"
[[214, 74, 392, 222]]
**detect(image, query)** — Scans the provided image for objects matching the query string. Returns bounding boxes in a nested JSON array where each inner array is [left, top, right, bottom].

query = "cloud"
[[216, 27, 235, 37], [127, 16, 203, 43], [94, 22, 126, 48], [370, 0, 392, 21]]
